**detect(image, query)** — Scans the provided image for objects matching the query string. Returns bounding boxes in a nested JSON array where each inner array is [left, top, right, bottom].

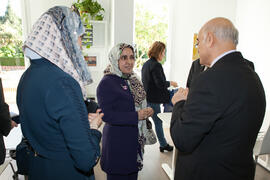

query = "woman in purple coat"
[[97, 43, 153, 180]]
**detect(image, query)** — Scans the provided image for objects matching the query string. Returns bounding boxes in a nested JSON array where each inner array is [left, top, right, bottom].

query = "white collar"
[[210, 50, 236, 67], [24, 47, 42, 60]]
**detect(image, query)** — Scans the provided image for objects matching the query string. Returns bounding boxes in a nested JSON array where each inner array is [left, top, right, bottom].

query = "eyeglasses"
[[195, 38, 199, 48]]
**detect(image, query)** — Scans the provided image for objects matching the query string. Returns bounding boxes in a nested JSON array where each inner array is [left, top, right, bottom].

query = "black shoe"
[[160, 144, 173, 152]]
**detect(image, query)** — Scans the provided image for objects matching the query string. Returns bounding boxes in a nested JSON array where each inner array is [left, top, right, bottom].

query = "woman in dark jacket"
[[16, 6, 103, 180], [141, 41, 178, 152], [97, 43, 153, 180]]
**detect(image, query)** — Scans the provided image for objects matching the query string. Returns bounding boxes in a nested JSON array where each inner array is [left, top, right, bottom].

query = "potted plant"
[[73, 0, 105, 48], [73, 0, 105, 21]]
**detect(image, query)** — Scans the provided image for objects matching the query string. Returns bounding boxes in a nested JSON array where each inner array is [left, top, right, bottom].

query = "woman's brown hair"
[[147, 41, 166, 60]]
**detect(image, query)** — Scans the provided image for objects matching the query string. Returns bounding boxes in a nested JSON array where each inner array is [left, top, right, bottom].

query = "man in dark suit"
[[170, 17, 266, 180], [186, 59, 205, 88], [0, 78, 12, 165], [186, 58, 255, 89]]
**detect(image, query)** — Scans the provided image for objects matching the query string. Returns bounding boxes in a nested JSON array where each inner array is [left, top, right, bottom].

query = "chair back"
[[259, 125, 270, 155], [0, 160, 11, 175]]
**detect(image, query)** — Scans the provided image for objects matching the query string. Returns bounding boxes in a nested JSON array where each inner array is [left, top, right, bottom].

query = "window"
[[134, 0, 169, 71], [0, 0, 25, 111]]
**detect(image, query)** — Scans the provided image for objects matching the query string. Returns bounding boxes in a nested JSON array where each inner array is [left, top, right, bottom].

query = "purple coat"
[[97, 74, 139, 175]]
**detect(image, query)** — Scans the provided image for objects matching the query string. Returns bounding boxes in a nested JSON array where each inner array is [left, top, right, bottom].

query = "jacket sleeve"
[[0, 102, 11, 137], [97, 79, 138, 126], [186, 61, 195, 88], [170, 77, 221, 153], [245, 60, 255, 71], [45, 77, 101, 173], [151, 63, 170, 90]]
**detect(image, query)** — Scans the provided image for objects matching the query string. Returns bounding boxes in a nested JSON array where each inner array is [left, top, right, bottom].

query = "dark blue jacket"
[[97, 74, 139, 175], [17, 58, 101, 180]]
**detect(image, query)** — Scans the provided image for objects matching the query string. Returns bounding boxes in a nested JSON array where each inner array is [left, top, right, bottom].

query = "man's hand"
[[88, 109, 104, 130], [172, 87, 189, 105], [11, 120, 18, 129], [170, 81, 178, 87]]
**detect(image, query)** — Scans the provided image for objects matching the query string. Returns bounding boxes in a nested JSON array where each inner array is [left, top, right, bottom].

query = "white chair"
[[253, 125, 270, 171], [0, 160, 11, 176], [0, 159, 18, 180]]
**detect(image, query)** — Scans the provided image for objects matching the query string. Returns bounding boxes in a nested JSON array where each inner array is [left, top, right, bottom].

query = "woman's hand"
[[138, 107, 154, 120], [146, 107, 154, 117], [88, 109, 104, 130]]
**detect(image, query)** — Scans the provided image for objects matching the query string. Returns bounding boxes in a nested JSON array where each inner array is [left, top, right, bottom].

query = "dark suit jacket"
[[186, 58, 255, 88], [170, 52, 266, 180], [245, 59, 255, 71], [0, 78, 11, 165], [141, 57, 170, 103], [186, 59, 205, 88]]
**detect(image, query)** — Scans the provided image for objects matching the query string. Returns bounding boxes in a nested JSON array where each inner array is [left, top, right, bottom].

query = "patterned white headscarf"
[[23, 6, 92, 98], [107, 43, 134, 78], [105, 43, 146, 106]]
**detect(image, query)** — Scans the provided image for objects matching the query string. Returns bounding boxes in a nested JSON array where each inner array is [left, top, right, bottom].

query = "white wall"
[[22, 0, 75, 33], [236, 0, 270, 109], [167, 0, 237, 86], [236, 0, 270, 129], [111, 0, 135, 46]]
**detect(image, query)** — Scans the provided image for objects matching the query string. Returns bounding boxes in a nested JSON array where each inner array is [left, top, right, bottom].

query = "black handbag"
[[84, 98, 99, 113], [146, 118, 153, 129], [15, 138, 30, 175]]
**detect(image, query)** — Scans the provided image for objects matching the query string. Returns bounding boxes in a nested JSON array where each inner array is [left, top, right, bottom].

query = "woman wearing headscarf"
[[16, 6, 103, 180], [97, 43, 153, 180]]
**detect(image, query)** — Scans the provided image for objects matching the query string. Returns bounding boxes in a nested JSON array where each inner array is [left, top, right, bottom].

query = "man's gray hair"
[[203, 21, 239, 46]]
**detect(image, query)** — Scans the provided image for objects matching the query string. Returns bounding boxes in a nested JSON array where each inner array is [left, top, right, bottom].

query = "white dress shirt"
[[210, 50, 237, 67]]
